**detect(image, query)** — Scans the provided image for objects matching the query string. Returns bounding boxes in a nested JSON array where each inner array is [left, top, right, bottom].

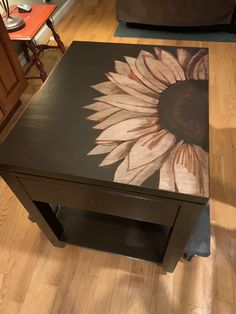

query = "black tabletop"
[[0, 41, 209, 201]]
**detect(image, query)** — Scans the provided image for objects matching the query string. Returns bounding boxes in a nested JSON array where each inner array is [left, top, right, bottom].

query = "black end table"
[[0, 42, 209, 272]]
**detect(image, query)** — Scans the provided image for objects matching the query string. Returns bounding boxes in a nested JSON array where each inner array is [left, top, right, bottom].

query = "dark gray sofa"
[[116, 0, 236, 27]]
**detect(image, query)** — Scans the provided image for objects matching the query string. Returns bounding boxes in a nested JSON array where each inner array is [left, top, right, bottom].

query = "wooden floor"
[[1, 0, 236, 313]]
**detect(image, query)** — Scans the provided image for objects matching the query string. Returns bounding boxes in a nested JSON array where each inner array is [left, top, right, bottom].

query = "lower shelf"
[[57, 206, 170, 263]]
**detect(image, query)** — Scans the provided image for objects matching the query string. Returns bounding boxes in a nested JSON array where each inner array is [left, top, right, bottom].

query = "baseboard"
[[18, 0, 76, 66]]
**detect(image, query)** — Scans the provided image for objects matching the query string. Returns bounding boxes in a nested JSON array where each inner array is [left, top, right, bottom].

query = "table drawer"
[[19, 177, 179, 226]]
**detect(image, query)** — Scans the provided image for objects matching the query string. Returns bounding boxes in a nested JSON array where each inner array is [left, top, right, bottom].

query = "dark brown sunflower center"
[[158, 80, 208, 151]]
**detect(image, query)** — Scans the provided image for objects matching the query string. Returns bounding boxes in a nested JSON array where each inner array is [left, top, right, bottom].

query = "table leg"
[[162, 202, 205, 272], [27, 41, 47, 82], [22, 42, 31, 63], [1, 172, 65, 248], [46, 19, 65, 53]]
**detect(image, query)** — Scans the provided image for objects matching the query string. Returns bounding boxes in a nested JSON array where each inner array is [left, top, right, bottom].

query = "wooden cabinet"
[[0, 15, 27, 130]]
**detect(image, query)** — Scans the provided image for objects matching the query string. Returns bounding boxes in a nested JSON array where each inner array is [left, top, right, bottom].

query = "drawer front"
[[19, 177, 179, 226]]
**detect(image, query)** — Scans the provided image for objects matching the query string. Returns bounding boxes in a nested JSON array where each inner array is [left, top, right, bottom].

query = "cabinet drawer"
[[19, 176, 179, 226]]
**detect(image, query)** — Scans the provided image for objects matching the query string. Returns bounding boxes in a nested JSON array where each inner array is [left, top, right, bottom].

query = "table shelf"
[[57, 206, 171, 264]]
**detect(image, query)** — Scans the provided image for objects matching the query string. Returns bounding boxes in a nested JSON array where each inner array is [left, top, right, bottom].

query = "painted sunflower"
[[84, 47, 209, 197]]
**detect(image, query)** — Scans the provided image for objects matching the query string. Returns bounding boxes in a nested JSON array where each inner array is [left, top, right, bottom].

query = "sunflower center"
[[158, 80, 208, 151]]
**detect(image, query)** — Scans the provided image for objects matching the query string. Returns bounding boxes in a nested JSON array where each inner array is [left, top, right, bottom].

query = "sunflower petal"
[[107, 74, 158, 105], [125, 56, 162, 94], [96, 117, 158, 142], [177, 48, 191, 70], [84, 102, 111, 111], [194, 145, 209, 197], [155, 48, 185, 81], [96, 94, 156, 108], [128, 130, 176, 170], [198, 60, 205, 80], [203, 55, 209, 79], [96, 140, 119, 146], [174, 144, 207, 196], [159, 141, 184, 192], [100, 141, 134, 166], [129, 160, 163, 185], [193, 55, 209, 80], [91, 81, 122, 95], [99, 102, 156, 114], [174, 166, 200, 195], [115, 60, 131, 76], [136, 52, 168, 91], [154, 47, 161, 58], [186, 49, 208, 80], [193, 58, 201, 80], [114, 156, 144, 184], [93, 110, 154, 130], [114, 156, 162, 186], [199, 55, 208, 80], [140, 50, 155, 58], [107, 72, 157, 97], [144, 56, 176, 85], [87, 107, 120, 121], [95, 95, 157, 113], [88, 144, 117, 155]]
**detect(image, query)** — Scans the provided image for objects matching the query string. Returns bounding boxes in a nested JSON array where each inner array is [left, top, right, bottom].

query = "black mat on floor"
[[115, 22, 236, 43], [184, 202, 210, 260]]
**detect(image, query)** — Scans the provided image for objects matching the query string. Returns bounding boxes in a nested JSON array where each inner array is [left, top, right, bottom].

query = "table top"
[[0, 42, 209, 202], [5, 5, 56, 41]]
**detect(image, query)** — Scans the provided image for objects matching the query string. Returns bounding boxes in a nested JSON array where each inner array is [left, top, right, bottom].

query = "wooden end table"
[[5, 5, 65, 81], [0, 42, 210, 272]]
